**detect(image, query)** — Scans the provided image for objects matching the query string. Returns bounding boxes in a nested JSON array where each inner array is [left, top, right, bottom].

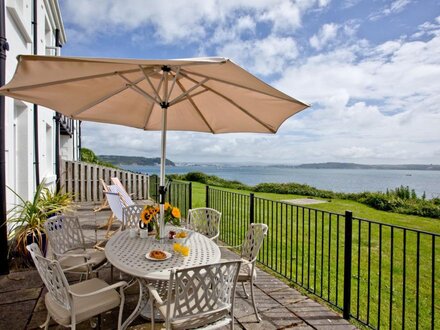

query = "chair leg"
[[117, 287, 125, 330], [150, 297, 155, 329], [242, 282, 249, 298], [105, 215, 115, 238], [40, 312, 50, 329], [249, 280, 261, 322]]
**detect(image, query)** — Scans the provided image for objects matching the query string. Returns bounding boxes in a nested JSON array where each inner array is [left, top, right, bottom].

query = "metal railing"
[[149, 175, 192, 219], [207, 186, 439, 330]]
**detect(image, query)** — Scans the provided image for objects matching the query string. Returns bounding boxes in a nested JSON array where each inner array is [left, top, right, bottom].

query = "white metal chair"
[[111, 177, 136, 207], [27, 243, 127, 330], [44, 215, 107, 280], [122, 204, 144, 231], [147, 260, 241, 330], [235, 223, 268, 322], [187, 207, 221, 242]]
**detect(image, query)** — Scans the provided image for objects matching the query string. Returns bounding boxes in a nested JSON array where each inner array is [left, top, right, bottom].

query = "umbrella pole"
[[158, 106, 167, 239], [158, 66, 170, 239]]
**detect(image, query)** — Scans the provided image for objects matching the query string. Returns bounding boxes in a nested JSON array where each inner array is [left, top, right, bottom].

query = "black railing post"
[[168, 181, 172, 204], [343, 210, 353, 320], [189, 182, 192, 210], [249, 193, 255, 224], [205, 185, 210, 208]]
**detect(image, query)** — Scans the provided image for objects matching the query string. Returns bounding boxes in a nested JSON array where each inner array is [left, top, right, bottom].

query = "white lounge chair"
[[111, 177, 135, 206]]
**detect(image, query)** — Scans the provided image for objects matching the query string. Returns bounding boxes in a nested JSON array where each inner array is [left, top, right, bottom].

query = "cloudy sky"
[[59, 0, 440, 165]]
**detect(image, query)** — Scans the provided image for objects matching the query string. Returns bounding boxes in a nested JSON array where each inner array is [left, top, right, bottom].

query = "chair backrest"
[[122, 204, 144, 230], [104, 189, 125, 222], [168, 260, 241, 328], [27, 243, 71, 310], [187, 208, 221, 240], [241, 223, 268, 262], [111, 177, 135, 206], [44, 215, 85, 255]]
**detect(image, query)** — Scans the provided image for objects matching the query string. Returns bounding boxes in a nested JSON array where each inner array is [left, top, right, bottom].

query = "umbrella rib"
[[143, 76, 165, 129], [118, 73, 161, 106], [175, 80, 215, 133], [167, 67, 181, 101], [179, 71, 276, 133], [180, 68, 309, 106], [70, 76, 145, 117], [3, 68, 141, 92], [139, 66, 163, 103], [169, 77, 209, 106], [171, 88, 209, 106]]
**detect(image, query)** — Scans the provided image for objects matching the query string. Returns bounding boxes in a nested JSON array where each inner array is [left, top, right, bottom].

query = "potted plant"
[[6, 180, 74, 258]]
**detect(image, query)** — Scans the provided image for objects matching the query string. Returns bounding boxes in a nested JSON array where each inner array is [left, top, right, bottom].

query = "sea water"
[[121, 165, 440, 199]]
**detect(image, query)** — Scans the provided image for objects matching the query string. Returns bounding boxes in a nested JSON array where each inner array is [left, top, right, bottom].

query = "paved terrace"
[[0, 202, 356, 330]]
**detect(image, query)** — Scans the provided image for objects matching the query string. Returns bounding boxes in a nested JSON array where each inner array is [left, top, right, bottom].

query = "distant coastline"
[[277, 162, 440, 171], [100, 154, 440, 171]]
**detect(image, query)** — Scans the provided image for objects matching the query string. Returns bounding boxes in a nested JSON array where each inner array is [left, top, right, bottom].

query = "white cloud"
[[369, 0, 412, 21], [71, 4, 440, 165], [60, 0, 326, 45], [217, 35, 298, 75], [310, 23, 339, 50]]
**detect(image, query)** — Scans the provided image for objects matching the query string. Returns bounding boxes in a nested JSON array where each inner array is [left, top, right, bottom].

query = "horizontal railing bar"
[[353, 216, 440, 237]]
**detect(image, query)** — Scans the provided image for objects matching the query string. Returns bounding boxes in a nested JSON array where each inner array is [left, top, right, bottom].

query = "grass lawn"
[[186, 181, 439, 329]]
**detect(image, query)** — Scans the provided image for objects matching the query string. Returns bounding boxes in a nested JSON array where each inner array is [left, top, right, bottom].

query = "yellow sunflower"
[[171, 207, 181, 219], [140, 206, 153, 225]]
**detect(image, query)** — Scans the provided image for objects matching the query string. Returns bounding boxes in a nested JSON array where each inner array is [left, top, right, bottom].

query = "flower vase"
[[154, 224, 161, 240]]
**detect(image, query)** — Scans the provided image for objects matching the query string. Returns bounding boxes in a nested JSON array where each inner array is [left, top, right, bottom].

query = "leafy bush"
[[254, 182, 336, 199]]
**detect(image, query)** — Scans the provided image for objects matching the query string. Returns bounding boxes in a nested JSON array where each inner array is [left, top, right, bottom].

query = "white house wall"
[[4, 0, 79, 209]]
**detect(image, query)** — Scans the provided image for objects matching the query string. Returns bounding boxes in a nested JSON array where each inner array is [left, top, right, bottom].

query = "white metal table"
[[105, 226, 221, 328]]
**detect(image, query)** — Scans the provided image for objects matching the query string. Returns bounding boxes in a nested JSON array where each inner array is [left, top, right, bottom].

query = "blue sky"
[[59, 0, 440, 165]]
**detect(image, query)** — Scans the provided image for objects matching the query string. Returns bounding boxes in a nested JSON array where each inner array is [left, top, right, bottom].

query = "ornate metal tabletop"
[[105, 226, 221, 281]]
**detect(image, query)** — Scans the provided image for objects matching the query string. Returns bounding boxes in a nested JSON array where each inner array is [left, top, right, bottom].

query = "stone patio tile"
[[0, 287, 41, 304], [0, 270, 42, 292], [0, 300, 35, 330]]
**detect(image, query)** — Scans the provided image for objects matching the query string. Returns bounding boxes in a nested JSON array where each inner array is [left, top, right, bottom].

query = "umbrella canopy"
[[0, 55, 308, 133], [0, 55, 309, 238]]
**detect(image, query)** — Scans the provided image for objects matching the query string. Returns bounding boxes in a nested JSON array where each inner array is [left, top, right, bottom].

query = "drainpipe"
[[53, 29, 61, 191], [32, 0, 40, 187], [54, 113, 60, 191], [78, 121, 82, 160], [0, 0, 10, 275]]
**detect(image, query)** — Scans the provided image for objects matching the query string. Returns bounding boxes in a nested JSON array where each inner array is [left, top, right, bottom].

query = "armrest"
[[146, 284, 165, 306], [69, 281, 128, 298], [55, 251, 91, 259], [62, 261, 94, 272], [218, 244, 242, 249]]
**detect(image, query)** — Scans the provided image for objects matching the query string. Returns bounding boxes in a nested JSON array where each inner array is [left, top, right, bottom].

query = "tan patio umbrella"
[[0, 55, 309, 238]]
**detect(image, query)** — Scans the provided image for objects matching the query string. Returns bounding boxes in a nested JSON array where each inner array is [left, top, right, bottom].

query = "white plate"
[[145, 250, 172, 261]]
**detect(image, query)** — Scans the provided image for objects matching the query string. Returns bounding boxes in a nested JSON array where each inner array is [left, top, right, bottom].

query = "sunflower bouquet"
[[140, 203, 181, 238]]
